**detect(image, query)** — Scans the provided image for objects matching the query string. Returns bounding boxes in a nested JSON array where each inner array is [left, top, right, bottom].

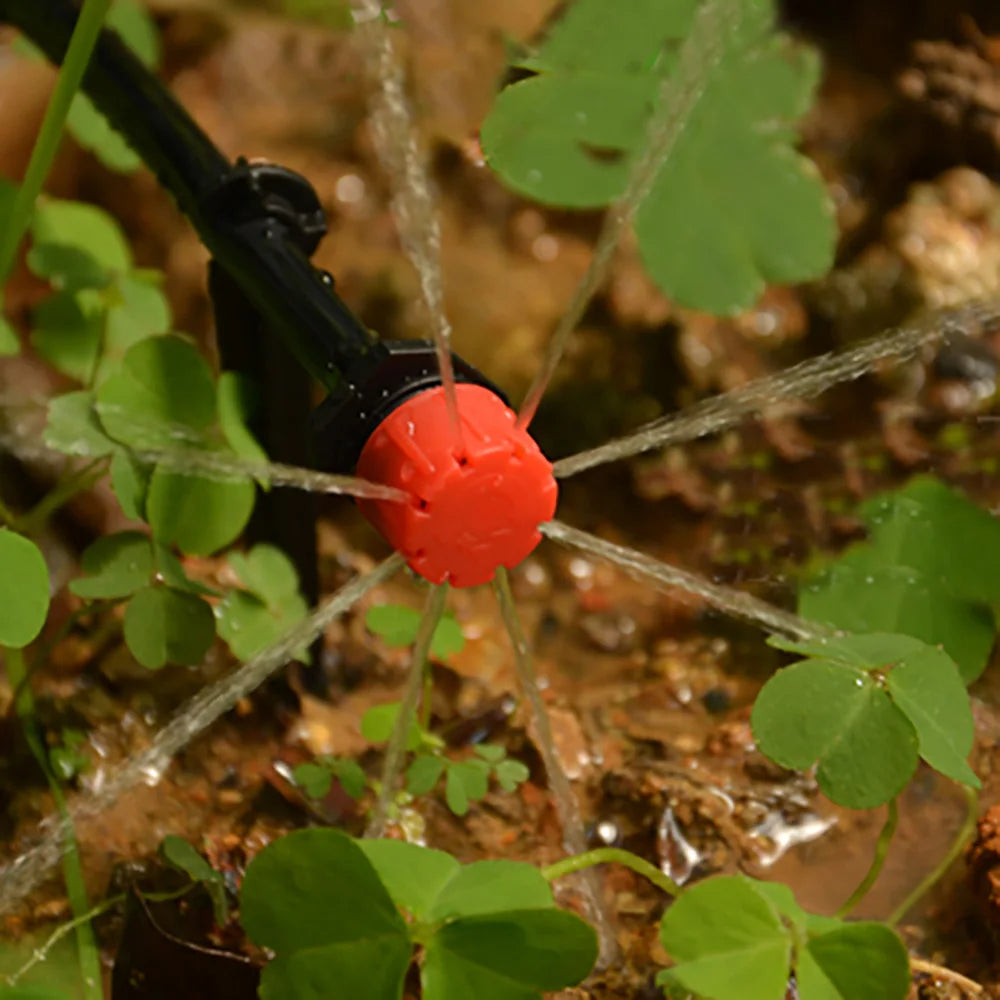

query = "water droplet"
[[575, 110, 588, 125], [527, 168, 543, 184]]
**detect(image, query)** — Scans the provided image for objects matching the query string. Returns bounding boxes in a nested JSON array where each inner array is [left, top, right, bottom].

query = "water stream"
[[542, 518, 830, 642], [516, 0, 742, 430], [553, 300, 1000, 478], [349, 0, 463, 451], [0, 553, 404, 917]]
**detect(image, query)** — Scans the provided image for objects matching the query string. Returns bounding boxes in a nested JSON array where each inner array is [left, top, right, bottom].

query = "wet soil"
[[4, 1, 1000, 998]]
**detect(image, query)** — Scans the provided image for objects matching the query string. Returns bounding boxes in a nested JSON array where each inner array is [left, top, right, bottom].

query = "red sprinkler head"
[[356, 383, 558, 588]]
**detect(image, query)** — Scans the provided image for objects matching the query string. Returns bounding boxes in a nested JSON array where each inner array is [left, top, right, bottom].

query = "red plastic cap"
[[356, 384, 558, 588]]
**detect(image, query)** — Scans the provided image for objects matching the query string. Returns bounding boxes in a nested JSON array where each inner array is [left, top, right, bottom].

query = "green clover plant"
[[799, 476, 1000, 683], [481, 0, 835, 313], [216, 544, 310, 663], [240, 829, 598, 1000], [295, 702, 530, 818], [656, 875, 909, 1000], [365, 602, 466, 659]]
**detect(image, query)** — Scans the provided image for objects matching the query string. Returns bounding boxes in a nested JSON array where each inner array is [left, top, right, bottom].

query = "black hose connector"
[[1, 0, 507, 471]]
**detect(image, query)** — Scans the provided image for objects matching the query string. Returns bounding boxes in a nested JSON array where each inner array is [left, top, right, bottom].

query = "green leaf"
[[751, 657, 919, 808], [0, 531, 50, 647], [160, 835, 229, 926], [293, 762, 334, 799], [426, 860, 555, 924], [123, 584, 215, 669], [228, 544, 300, 604], [217, 372, 269, 467], [481, 0, 834, 313], [798, 922, 910, 1000], [67, 95, 142, 173], [240, 829, 408, 955], [882, 638, 979, 788], [445, 760, 490, 816], [334, 758, 367, 798], [48, 727, 89, 782], [31, 288, 105, 380], [96, 335, 216, 450], [110, 448, 151, 520], [799, 552, 994, 684], [406, 753, 446, 796], [658, 875, 790, 1000], [161, 835, 218, 883], [358, 839, 460, 921], [860, 476, 1000, 606], [69, 530, 152, 599], [0, 313, 18, 355], [771, 631, 978, 788], [64, 1, 159, 172], [216, 587, 309, 663], [421, 909, 597, 1000], [153, 542, 218, 596], [44, 391, 115, 457], [494, 758, 530, 793], [106, 0, 160, 67], [365, 603, 466, 659], [29, 198, 131, 284], [146, 466, 255, 556], [259, 937, 412, 1000], [360, 702, 423, 750], [217, 545, 308, 660], [100, 275, 172, 378]]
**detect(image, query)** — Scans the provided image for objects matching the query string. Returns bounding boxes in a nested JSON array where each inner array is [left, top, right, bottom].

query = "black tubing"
[[0, 0, 383, 391]]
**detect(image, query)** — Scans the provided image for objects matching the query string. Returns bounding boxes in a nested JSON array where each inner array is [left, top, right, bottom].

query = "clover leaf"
[[145, 466, 255, 556], [240, 830, 412, 1000], [293, 756, 367, 800], [365, 603, 465, 660], [28, 198, 131, 291], [766, 633, 979, 791], [64, 0, 160, 172], [751, 644, 919, 809], [96, 336, 258, 554], [658, 875, 909, 1000], [241, 830, 596, 1000], [96, 335, 215, 450], [800, 476, 1000, 683], [123, 584, 215, 669], [69, 531, 153, 599], [216, 544, 309, 662], [481, 0, 834, 313], [44, 391, 115, 458], [160, 835, 229, 926], [0, 531, 50, 648]]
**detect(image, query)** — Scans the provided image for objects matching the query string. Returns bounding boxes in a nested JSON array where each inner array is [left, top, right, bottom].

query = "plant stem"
[[4, 645, 104, 1000], [0, 0, 112, 286], [542, 847, 681, 899], [889, 785, 978, 927], [836, 798, 898, 918], [18, 458, 108, 535], [0, 493, 17, 527], [367, 583, 448, 837], [909, 957, 983, 995]]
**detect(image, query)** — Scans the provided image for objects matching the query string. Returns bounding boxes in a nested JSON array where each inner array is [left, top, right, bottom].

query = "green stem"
[[542, 847, 681, 898], [836, 798, 898, 918], [0, 493, 17, 527], [888, 785, 979, 927], [5, 645, 103, 1000], [18, 457, 108, 534], [0, 0, 112, 287]]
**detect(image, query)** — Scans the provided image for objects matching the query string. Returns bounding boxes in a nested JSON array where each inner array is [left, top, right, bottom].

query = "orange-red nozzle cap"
[[356, 384, 558, 588]]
